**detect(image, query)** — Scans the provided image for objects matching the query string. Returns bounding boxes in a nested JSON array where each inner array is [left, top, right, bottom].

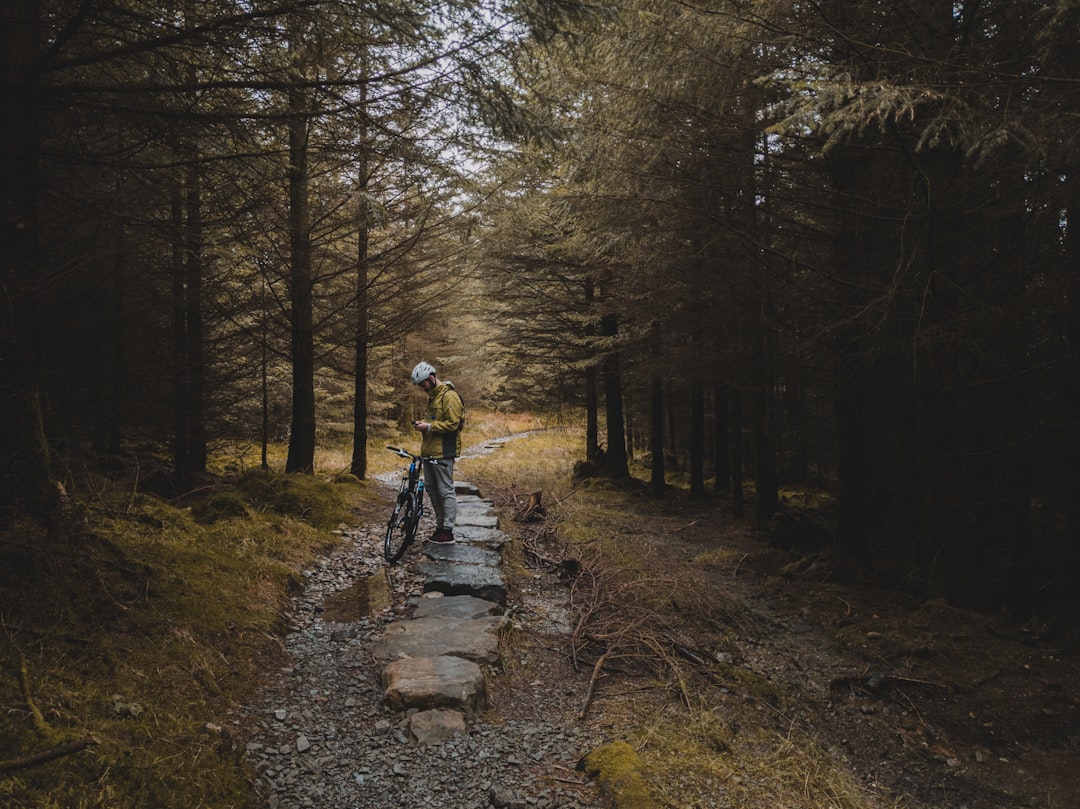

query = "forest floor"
[[4, 422, 1074, 808], [476, 472, 1080, 809]]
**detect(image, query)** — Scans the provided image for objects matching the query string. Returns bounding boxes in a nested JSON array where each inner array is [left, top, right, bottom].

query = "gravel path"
[[240, 465, 605, 808]]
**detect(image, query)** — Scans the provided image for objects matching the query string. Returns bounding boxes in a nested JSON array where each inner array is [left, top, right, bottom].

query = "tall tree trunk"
[[183, 158, 207, 478], [95, 227, 124, 458], [1062, 170, 1080, 608], [351, 153, 371, 480], [585, 365, 599, 462], [349, 35, 371, 481], [829, 147, 870, 560], [107, 230, 124, 457], [690, 383, 705, 499], [649, 372, 665, 495], [1001, 383, 1032, 599], [0, 1, 51, 517], [915, 146, 968, 589], [584, 280, 599, 462], [754, 314, 778, 523], [601, 311, 629, 478], [666, 379, 677, 466], [753, 384, 778, 524], [713, 383, 730, 493], [729, 387, 744, 518], [260, 274, 270, 469], [835, 378, 868, 558], [171, 155, 207, 484], [170, 175, 189, 478], [285, 32, 316, 474]]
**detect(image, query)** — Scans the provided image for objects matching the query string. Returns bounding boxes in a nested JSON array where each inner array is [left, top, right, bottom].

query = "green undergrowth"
[[630, 705, 881, 809], [0, 414, 544, 807], [466, 425, 895, 809], [0, 461, 383, 809]]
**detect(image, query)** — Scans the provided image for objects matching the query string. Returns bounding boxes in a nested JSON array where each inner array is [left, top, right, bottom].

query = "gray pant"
[[423, 458, 456, 530]]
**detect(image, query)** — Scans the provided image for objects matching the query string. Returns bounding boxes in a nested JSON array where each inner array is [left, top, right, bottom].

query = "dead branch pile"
[[564, 543, 740, 719], [489, 483, 749, 720]]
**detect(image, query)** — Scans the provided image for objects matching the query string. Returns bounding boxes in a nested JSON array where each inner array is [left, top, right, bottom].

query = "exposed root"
[[0, 737, 98, 774]]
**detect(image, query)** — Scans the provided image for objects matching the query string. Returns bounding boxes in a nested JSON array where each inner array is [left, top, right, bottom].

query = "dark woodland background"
[[2, 1, 1078, 616]]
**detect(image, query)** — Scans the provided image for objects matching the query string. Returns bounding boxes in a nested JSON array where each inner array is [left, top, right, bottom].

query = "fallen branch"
[[20, 655, 50, 736], [578, 649, 609, 720], [0, 737, 98, 773], [732, 552, 749, 577], [513, 491, 545, 522], [552, 488, 578, 506]]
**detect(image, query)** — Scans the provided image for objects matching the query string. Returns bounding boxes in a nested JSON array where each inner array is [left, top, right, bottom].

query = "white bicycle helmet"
[[411, 361, 436, 385]]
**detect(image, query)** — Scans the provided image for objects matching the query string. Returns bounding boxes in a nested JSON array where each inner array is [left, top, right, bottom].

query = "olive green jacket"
[[421, 382, 464, 459]]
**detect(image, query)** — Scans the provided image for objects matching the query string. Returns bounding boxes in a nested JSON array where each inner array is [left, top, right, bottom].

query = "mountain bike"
[[383, 446, 441, 564]]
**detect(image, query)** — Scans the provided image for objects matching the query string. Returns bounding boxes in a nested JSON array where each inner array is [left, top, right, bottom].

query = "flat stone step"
[[423, 541, 502, 567], [451, 525, 511, 548], [455, 511, 499, 529], [455, 511, 496, 524], [456, 493, 493, 509], [412, 594, 504, 620], [382, 655, 486, 713], [455, 481, 482, 497], [372, 614, 508, 663], [373, 490, 510, 736], [417, 560, 507, 605]]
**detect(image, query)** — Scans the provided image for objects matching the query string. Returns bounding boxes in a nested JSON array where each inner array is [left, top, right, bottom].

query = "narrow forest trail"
[[239, 433, 1080, 809], [240, 434, 606, 808]]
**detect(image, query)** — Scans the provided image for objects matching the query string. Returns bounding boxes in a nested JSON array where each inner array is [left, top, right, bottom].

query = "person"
[[410, 361, 465, 544]]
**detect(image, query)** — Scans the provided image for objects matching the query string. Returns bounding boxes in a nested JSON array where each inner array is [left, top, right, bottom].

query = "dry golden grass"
[[0, 459, 387, 809], [465, 423, 904, 809]]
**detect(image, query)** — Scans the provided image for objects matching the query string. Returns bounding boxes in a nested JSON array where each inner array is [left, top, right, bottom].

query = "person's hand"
[[413, 420, 428, 433]]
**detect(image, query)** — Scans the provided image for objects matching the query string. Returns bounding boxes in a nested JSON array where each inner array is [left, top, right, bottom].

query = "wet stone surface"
[[239, 466, 601, 809]]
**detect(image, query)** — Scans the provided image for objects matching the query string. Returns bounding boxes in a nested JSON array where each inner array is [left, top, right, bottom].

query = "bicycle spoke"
[[384, 492, 416, 564]]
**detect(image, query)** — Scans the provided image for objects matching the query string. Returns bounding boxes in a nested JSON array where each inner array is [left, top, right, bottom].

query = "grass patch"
[[464, 424, 902, 809], [0, 457, 383, 809], [0, 416, 548, 807]]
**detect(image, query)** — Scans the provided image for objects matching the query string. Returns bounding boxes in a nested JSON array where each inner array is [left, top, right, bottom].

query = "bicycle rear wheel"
[[384, 491, 418, 564]]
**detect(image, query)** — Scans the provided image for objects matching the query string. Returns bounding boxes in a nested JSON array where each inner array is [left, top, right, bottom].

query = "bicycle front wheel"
[[384, 491, 418, 564]]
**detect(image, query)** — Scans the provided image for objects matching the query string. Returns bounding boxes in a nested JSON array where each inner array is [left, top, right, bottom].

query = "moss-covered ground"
[[0, 412, 537, 808], [464, 427, 1080, 809], [4, 415, 1077, 808]]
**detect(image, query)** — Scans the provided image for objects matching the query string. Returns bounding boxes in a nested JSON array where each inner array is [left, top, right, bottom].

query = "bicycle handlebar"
[[385, 446, 443, 465]]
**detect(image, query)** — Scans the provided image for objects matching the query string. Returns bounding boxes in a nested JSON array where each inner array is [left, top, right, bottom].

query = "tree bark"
[[1066, 172, 1080, 609], [753, 384, 778, 524], [729, 388, 744, 518], [690, 383, 705, 499], [829, 146, 870, 560], [351, 144, 371, 479], [183, 156, 207, 478], [584, 280, 600, 463], [600, 311, 629, 478], [170, 173, 189, 478], [649, 373, 665, 495], [0, 0, 51, 517], [285, 29, 316, 474], [713, 383, 730, 493]]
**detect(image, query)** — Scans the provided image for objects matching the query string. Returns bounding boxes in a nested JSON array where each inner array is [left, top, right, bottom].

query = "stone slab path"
[[241, 437, 603, 808], [374, 481, 513, 746]]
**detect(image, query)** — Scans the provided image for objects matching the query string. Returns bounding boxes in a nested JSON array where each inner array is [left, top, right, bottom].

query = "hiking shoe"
[[428, 528, 455, 544]]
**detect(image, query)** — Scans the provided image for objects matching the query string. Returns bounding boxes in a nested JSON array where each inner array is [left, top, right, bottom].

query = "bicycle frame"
[[383, 446, 440, 564]]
